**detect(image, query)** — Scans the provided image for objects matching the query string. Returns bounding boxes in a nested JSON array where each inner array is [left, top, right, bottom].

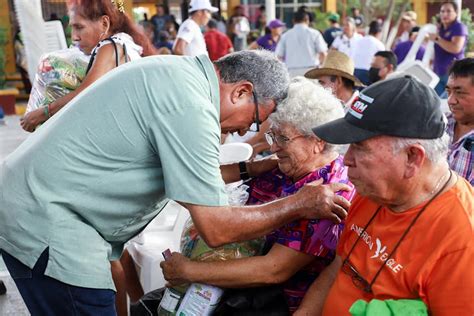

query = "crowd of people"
[[0, 0, 472, 315]]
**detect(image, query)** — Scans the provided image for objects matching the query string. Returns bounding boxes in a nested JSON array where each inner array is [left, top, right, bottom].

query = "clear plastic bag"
[[26, 47, 89, 113], [179, 182, 265, 262]]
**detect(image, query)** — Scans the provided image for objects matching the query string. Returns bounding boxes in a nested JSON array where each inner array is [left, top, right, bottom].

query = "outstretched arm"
[[180, 180, 350, 247], [220, 156, 278, 184], [161, 243, 315, 288]]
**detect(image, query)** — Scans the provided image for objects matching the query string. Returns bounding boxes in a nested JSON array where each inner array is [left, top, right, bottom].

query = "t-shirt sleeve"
[[147, 104, 229, 207], [256, 36, 265, 47], [422, 246, 474, 315], [176, 22, 196, 44], [314, 31, 329, 53], [331, 36, 341, 49], [452, 22, 468, 37], [272, 219, 343, 258], [378, 40, 386, 51], [275, 35, 286, 59]]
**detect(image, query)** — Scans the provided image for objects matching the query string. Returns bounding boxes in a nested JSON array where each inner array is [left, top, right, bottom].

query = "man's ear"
[[404, 144, 426, 178], [231, 82, 253, 105], [335, 76, 344, 91]]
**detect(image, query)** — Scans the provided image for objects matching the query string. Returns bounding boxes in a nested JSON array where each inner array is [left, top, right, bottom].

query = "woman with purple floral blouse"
[[161, 77, 355, 313]]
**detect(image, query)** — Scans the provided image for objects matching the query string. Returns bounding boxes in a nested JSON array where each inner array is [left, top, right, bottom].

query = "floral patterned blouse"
[[246, 155, 355, 312]]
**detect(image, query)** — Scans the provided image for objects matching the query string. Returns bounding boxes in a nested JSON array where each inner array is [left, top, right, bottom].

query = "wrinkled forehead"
[[447, 75, 474, 89]]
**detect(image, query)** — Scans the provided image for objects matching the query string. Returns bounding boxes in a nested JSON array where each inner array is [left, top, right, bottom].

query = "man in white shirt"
[[351, 20, 385, 85], [331, 17, 362, 57], [275, 10, 328, 77], [173, 0, 217, 56]]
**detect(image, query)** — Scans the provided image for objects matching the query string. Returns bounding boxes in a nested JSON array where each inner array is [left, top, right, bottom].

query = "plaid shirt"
[[446, 113, 473, 185]]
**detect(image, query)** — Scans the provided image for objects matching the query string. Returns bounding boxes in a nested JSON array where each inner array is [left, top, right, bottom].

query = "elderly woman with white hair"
[[160, 77, 355, 313]]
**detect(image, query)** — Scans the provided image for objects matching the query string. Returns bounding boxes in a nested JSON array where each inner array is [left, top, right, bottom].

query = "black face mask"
[[368, 67, 381, 84]]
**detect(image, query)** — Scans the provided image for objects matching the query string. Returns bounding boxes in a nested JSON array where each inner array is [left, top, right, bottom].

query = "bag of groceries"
[[26, 47, 89, 113], [180, 183, 265, 262]]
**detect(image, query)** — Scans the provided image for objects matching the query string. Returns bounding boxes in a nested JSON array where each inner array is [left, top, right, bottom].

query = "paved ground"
[[0, 115, 30, 315]]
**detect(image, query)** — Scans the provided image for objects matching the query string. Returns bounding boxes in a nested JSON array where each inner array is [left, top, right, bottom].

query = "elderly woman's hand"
[[160, 252, 192, 286], [296, 179, 351, 224], [20, 108, 48, 132]]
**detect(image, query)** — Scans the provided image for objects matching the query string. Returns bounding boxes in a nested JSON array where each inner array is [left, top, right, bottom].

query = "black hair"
[[368, 20, 382, 35], [342, 77, 355, 90], [448, 58, 474, 84], [409, 26, 420, 36], [294, 10, 309, 23], [329, 75, 355, 90], [375, 51, 398, 70], [207, 18, 218, 29]]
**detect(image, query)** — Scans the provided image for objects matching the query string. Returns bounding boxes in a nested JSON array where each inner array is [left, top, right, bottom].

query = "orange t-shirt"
[[323, 177, 474, 316]]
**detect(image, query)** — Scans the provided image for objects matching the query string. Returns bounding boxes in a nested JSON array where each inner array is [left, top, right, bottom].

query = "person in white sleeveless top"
[[20, 0, 155, 132]]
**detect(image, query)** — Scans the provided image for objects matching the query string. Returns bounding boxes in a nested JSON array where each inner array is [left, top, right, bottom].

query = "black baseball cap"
[[312, 75, 446, 144]]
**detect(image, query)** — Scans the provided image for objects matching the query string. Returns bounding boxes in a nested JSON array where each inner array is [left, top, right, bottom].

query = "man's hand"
[[295, 179, 351, 224], [20, 108, 47, 132], [160, 252, 191, 286]]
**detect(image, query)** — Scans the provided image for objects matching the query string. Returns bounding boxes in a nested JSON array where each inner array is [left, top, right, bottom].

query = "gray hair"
[[214, 50, 290, 106], [345, 17, 356, 26], [391, 133, 450, 163], [270, 77, 345, 152]]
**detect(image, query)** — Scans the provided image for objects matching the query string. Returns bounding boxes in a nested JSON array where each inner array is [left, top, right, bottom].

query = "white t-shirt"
[[350, 35, 385, 70], [275, 24, 328, 76], [174, 18, 208, 56], [331, 33, 363, 57]]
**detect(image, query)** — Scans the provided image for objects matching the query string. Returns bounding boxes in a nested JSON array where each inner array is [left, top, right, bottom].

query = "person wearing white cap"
[[173, 0, 218, 56]]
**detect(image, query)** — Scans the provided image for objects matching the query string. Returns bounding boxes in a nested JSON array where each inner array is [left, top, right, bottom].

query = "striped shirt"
[[446, 113, 473, 185]]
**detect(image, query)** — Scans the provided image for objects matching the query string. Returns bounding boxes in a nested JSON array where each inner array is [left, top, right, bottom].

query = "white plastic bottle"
[[176, 283, 224, 316]]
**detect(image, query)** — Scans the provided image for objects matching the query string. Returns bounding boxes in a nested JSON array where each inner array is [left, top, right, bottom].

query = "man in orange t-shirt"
[[295, 75, 474, 316], [204, 19, 234, 61]]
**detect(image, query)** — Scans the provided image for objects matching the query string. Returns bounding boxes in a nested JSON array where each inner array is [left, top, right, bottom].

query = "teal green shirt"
[[0, 55, 228, 290]]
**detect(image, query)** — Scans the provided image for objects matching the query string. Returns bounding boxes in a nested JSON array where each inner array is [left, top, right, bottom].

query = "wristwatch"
[[239, 161, 250, 180]]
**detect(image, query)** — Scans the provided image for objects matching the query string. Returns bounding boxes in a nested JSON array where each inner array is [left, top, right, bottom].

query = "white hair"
[[391, 132, 450, 163], [270, 77, 345, 152]]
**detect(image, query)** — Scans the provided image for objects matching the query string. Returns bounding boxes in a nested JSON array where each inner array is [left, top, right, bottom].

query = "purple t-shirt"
[[393, 40, 425, 64], [256, 34, 278, 52], [434, 21, 468, 76]]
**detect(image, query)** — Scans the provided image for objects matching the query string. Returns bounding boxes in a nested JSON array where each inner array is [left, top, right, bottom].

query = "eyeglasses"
[[247, 90, 261, 133], [341, 175, 451, 294], [342, 258, 372, 293], [264, 132, 304, 147]]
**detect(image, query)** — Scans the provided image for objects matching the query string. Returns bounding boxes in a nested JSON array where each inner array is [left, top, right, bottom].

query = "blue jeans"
[[1, 249, 116, 316]]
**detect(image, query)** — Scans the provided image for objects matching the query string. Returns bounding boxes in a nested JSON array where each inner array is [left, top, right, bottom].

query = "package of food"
[[26, 47, 89, 113], [180, 183, 264, 262]]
